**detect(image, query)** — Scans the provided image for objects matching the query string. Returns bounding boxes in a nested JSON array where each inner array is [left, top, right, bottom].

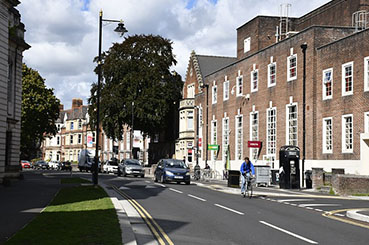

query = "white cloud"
[[18, 0, 330, 108]]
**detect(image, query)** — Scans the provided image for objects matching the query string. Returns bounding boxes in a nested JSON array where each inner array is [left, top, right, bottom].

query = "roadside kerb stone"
[[346, 209, 369, 223]]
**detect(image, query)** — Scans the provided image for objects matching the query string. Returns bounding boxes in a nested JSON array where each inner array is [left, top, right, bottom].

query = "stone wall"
[[332, 175, 369, 195]]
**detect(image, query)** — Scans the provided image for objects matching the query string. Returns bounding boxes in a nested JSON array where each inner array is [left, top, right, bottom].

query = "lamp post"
[[201, 84, 209, 167], [93, 10, 127, 185], [131, 101, 134, 159], [300, 43, 307, 188]]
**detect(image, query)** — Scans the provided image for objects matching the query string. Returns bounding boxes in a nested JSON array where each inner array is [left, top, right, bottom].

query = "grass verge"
[[352, 193, 369, 196], [61, 177, 91, 184], [6, 185, 121, 245]]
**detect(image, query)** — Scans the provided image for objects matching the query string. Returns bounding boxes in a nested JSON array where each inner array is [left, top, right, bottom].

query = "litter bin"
[[271, 169, 279, 185], [305, 170, 312, 189], [227, 170, 240, 187]]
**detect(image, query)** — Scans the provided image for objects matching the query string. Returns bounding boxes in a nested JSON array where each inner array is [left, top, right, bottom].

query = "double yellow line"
[[323, 208, 369, 229], [111, 185, 174, 245]]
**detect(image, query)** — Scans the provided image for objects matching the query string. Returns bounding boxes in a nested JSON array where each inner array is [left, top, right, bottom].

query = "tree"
[[21, 64, 60, 160], [88, 34, 183, 140]]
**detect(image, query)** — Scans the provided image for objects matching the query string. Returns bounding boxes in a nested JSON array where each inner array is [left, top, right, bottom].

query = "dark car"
[[35, 160, 49, 170], [118, 159, 144, 177], [60, 161, 72, 171], [154, 159, 190, 185]]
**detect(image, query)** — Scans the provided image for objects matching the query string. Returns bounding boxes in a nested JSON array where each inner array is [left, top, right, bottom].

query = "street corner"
[[323, 208, 369, 229]]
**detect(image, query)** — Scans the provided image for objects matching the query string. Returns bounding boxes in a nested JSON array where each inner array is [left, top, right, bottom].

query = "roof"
[[195, 55, 237, 78], [56, 105, 89, 123]]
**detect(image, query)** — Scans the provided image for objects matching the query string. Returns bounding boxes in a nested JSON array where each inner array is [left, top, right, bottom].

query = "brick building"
[[0, 0, 29, 184], [42, 99, 149, 164], [184, 0, 369, 178]]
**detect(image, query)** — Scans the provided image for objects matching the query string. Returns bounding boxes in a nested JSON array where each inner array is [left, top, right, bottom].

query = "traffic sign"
[[208, 144, 219, 151]]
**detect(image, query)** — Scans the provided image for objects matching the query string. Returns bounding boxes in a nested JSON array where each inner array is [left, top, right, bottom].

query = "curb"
[[346, 209, 369, 223]]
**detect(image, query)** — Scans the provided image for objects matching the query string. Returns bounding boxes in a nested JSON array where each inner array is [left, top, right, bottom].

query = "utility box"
[[279, 145, 300, 189], [254, 165, 270, 186]]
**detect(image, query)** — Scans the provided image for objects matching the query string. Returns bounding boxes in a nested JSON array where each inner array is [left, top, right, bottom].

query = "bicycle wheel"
[[248, 182, 253, 199]]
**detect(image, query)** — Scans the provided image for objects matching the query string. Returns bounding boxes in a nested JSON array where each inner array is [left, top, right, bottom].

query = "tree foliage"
[[21, 64, 60, 159], [88, 34, 183, 140]]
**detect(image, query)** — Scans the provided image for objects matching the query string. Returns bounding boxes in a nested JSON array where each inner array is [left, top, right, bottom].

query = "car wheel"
[[160, 174, 166, 184], [79, 168, 82, 172], [154, 174, 158, 182], [185, 181, 190, 185], [141, 175, 145, 178], [177, 182, 181, 184]]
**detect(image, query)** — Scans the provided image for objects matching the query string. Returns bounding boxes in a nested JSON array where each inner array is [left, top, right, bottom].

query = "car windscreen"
[[108, 161, 118, 166], [125, 160, 141, 166], [164, 159, 187, 168]]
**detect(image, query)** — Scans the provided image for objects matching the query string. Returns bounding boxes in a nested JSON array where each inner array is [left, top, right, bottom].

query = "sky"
[[18, 0, 330, 109]]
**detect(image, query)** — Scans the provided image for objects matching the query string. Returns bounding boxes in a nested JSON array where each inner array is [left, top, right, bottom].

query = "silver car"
[[118, 159, 145, 178]]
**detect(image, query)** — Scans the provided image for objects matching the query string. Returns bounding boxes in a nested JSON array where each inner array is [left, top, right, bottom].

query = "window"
[[236, 75, 243, 96], [78, 120, 82, 129], [365, 112, 369, 133], [70, 135, 74, 145], [211, 120, 217, 160], [187, 84, 195, 98], [235, 115, 243, 160], [222, 117, 229, 161], [322, 68, 333, 100], [187, 111, 194, 130], [286, 104, 298, 146], [268, 62, 276, 87], [323, 118, 333, 154], [70, 122, 74, 130], [244, 37, 251, 53], [223, 80, 229, 101], [267, 108, 277, 155], [251, 69, 258, 93], [250, 111, 259, 161], [92, 132, 96, 143], [78, 134, 82, 144], [342, 114, 353, 153], [57, 136, 60, 145], [364, 57, 369, 91], [342, 61, 353, 96], [57, 124, 61, 131], [287, 54, 297, 81], [126, 131, 130, 149], [212, 84, 217, 104]]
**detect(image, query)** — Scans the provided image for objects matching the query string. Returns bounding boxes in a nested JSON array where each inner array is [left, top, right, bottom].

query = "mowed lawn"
[[7, 180, 121, 245]]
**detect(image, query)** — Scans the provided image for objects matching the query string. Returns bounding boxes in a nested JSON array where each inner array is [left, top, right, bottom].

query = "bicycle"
[[242, 174, 254, 199]]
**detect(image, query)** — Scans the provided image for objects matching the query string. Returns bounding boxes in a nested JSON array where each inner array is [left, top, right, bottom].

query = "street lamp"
[[200, 83, 209, 168], [93, 10, 127, 185], [131, 101, 134, 159], [300, 43, 307, 188]]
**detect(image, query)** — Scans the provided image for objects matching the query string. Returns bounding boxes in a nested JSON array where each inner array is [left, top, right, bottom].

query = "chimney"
[[72, 98, 83, 109], [59, 104, 64, 111]]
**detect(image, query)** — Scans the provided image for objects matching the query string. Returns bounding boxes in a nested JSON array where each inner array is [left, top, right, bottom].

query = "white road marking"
[[299, 204, 341, 207], [214, 204, 244, 215], [260, 221, 318, 244], [334, 213, 345, 217], [284, 202, 290, 205], [315, 209, 323, 212], [188, 194, 206, 202], [305, 207, 314, 210], [154, 183, 166, 188], [169, 188, 183, 194], [290, 203, 298, 206], [145, 181, 150, 183], [145, 185, 157, 189], [119, 186, 130, 190], [278, 199, 314, 202], [260, 197, 266, 200]]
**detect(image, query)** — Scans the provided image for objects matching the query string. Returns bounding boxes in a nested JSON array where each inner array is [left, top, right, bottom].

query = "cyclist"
[[240, 157, 255, 195]]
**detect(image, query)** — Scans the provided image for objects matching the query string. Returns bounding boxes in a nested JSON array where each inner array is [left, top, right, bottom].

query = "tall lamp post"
[[131, 101, 134, 159], [300, 43, 307, 188], [93, 10, 127, 185], [201, 84, 209, 167]]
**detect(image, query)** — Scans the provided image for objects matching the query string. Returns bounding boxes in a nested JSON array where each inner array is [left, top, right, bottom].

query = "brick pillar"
[[312, 168, 324, 189]]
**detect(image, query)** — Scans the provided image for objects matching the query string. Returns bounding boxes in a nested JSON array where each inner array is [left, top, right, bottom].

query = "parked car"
[[48, 161, 60, 170], [60, 161, 72, 171], [154, 159, 190, 185], [20, 160, 31, 169], [118, 159, 145, 177], [103, 160, 119, 174], [35, 160, 49, 170]]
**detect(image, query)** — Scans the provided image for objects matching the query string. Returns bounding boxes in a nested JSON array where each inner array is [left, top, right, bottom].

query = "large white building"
[[0, 0, 29, 184]]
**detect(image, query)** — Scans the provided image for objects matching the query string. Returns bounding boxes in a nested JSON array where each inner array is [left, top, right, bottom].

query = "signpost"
[[208, 144, 219, 151]]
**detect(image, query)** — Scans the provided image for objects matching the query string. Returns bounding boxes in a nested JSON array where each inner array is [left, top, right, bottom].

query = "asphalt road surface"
[[100, 174, 369, 245]]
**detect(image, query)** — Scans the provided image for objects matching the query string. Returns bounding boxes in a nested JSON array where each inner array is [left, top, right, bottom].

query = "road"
[[99, 174, 369, 245]]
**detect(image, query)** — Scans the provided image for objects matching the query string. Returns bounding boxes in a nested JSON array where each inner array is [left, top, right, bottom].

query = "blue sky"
[[186, 0, 218, 9]]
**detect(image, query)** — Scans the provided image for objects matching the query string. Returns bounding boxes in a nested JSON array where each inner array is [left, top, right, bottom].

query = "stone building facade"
[[186, 0, 369, 178], [0, 0, 29, 183]]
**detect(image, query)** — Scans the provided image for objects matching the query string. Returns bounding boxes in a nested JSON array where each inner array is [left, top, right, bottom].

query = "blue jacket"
[[240, 161, 255, 175]]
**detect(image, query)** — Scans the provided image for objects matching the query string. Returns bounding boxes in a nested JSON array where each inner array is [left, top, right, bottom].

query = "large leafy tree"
[[88, 34, 183, 140], [21, 64, 60, 160]]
